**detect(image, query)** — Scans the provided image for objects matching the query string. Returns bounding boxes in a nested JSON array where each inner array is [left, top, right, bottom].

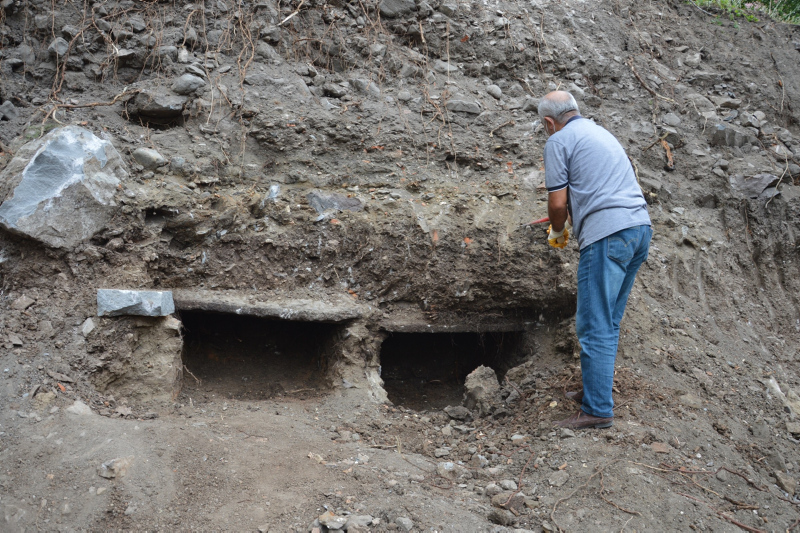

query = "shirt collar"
[[565, 115, 583, 126]]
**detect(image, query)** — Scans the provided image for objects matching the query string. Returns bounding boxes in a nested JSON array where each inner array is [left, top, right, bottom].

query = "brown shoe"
[[555, 409, 613, 429], [565, 389, 583, 404]]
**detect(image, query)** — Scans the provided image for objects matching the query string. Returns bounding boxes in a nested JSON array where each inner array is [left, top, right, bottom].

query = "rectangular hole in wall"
[[180, 311, 339, 401], [379, 331, 524, 411]]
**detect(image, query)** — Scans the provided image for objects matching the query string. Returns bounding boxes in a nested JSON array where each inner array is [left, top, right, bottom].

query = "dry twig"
[[41, 88, 141, 124], [627, 59, 675, 103], [551, 459, 621, 531], [678, 492, 766, 533]]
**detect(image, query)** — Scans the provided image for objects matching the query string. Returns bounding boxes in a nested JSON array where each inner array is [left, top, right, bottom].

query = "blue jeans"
[[576, 225, 651, 418]]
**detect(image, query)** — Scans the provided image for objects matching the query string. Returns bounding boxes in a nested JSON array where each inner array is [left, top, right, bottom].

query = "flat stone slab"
[[172, 290, 362, 323], [380, 309, 527, 333], [97, 289, 175, 317]]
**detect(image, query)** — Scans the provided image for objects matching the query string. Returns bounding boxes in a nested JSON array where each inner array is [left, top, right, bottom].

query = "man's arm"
[[548, 188, 569, 232]]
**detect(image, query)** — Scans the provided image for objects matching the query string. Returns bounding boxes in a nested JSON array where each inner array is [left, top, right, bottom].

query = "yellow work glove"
[[547, 222, 570, 249]]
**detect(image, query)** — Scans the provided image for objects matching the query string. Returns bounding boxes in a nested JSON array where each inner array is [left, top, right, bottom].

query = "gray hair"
[[538, 93, 580, 122]]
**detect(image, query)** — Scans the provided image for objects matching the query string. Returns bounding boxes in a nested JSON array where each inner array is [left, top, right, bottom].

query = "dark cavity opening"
[[180, 311, 339, 401], [380, 331, 524, 411]]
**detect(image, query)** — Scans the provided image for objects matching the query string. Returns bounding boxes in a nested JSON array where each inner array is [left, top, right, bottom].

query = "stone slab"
[[172, 290, 363, 323], [97, 289, 175, 317]]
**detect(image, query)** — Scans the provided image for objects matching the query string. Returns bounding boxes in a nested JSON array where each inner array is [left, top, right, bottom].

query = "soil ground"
[[2, 0, 800, 531]]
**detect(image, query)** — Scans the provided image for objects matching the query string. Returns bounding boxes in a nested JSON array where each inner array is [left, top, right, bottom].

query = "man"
[[538, 91, 651, 429]]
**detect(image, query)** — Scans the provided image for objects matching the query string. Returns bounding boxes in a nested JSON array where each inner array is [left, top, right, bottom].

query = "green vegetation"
[[692, 0, 800, 23]]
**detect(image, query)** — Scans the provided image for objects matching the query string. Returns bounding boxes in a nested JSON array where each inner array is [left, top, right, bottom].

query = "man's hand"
[[547, 221, 570, 249]]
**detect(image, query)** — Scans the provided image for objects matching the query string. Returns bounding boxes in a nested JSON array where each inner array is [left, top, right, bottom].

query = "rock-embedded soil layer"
[[2, 0, 800, 531]]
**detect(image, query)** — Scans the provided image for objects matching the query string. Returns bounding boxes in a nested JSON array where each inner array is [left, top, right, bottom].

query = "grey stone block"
[[171, 73, 206, 95], [446, 99, 482, 114], [0, 126, 125, 249], [97, 289, 175, 317]]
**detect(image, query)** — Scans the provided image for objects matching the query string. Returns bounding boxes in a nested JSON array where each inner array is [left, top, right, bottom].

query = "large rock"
[[0, 126, 125, 249], [97, 289, 175, 317], [463, 365, 501, 417]]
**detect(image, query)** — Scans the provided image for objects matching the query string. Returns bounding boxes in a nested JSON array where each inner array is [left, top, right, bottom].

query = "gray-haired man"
[[538, 91, 652, 429]]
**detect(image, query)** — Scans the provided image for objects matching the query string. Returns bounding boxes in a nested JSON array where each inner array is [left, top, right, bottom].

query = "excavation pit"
[[380, 331, 525, 411], [180, 311, 340, 401]]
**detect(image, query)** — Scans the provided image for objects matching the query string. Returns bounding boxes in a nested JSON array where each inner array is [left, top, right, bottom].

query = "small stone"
[[678, 393, 703, 409], [651, 442, 671, 454], [345, 515, 374, 529], [434, 447, 450, 457], [445, 99, 481, 115], [349, 78, 381, 96], [487, 508, 515, 526], [438, 1, 457, 16], [443, 405, 472, 420], [395, 517, 414, 532], [171, 74, 206, 95], [774, 471, 797, 495], [66, 400, 94, 416], [787, 421, 800, 436], [98, 456, 134, 479], [81, 317, 96, 337], [48, 37, 70, 58], [437, 461, 469, 480], [684, 52, 702, 67], [319, 510, 348, 530], [323, 83, 348, 98], [510, 434, 527, 444], [397, 90, 412, 102], [486, 85, 502, 100], [132, 148, 167, 170], [491, 491, 526, 512], [0, 100, 19, 121], [485, 483, 502, 496], [8, 333, 23, 346], [96, 487, 107, 495], [11, 295, 35, 310], [559, 428, 576, 439], [433, 59, 458, 74], [548, 469, 569, 487], [379, 0, 415, 18], [662, 113, 681, 127], [499, 479, 517, 490]]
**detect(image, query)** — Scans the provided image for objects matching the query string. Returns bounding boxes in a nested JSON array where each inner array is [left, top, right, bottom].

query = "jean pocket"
[[607, 229, 637, 264]]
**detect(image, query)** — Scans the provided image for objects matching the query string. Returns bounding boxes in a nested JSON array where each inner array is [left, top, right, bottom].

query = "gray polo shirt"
[[544, 117, 650, 249]]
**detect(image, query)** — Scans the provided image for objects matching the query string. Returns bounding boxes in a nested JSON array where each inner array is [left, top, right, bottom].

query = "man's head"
[[538, 91, 580, 136]]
